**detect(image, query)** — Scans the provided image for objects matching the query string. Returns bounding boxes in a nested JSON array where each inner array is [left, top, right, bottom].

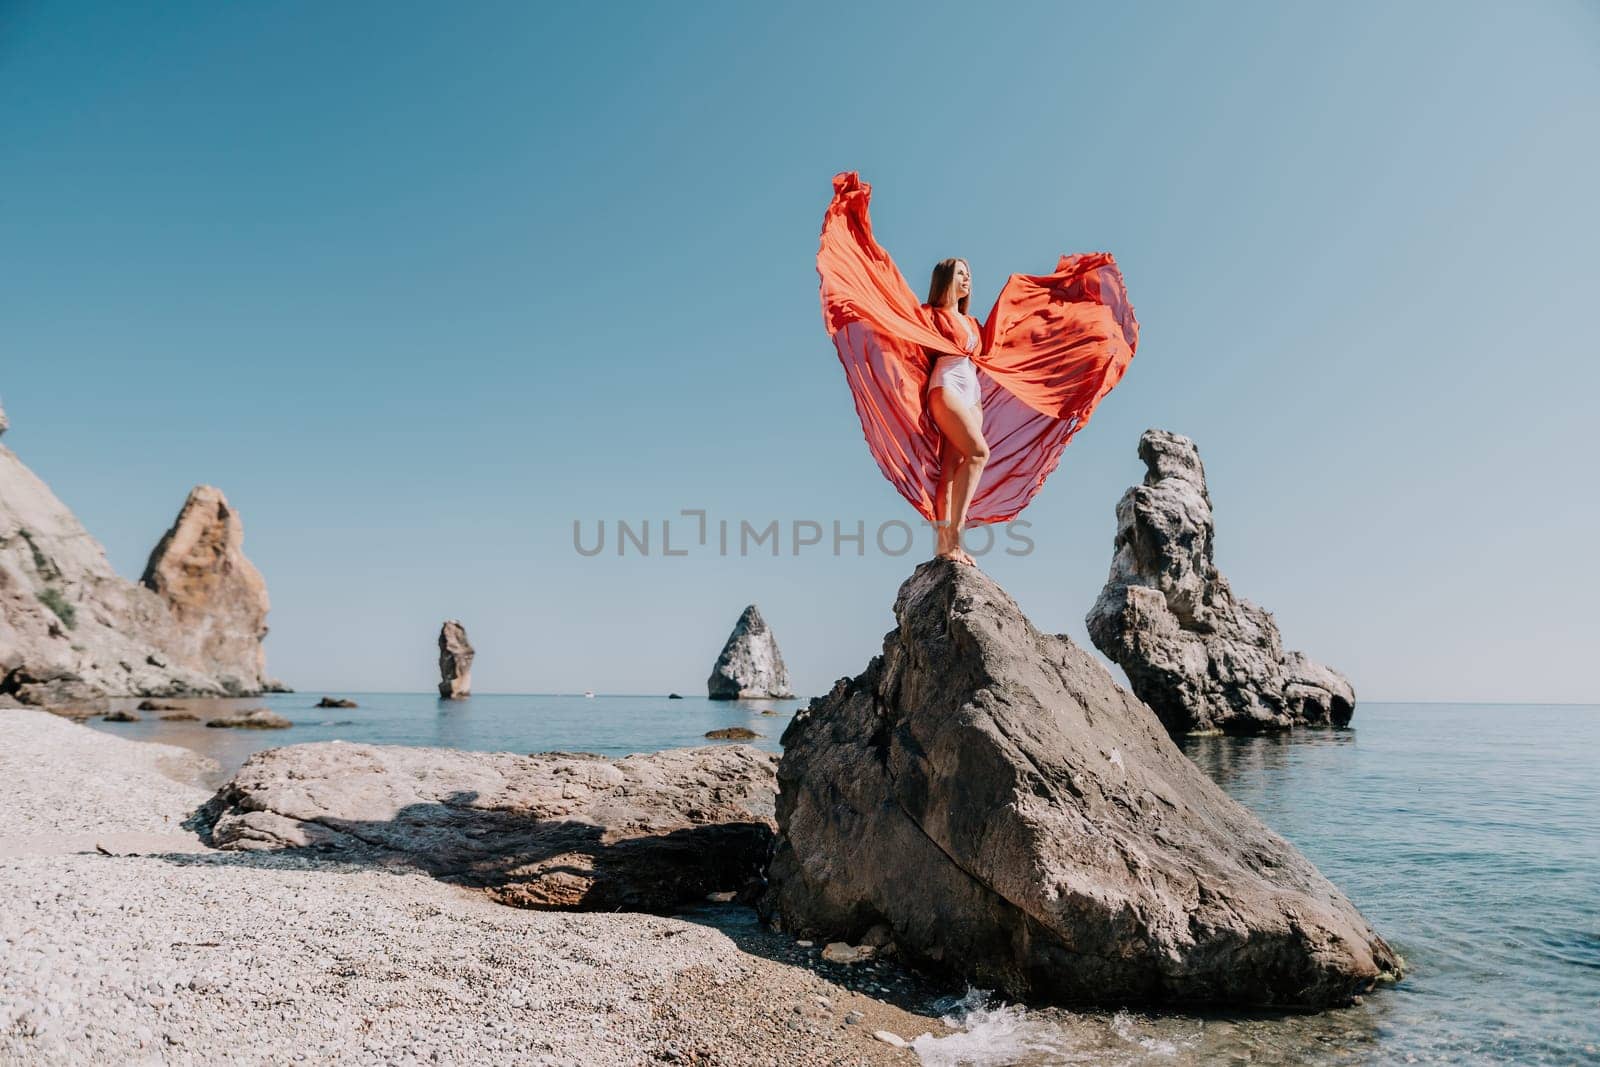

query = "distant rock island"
[[707, 604, 794, 700], [0, 402, 282, 704], [762, 558, 1401, 1009], [437, 619, 473, 700], [1087, 429, 1356, 735]]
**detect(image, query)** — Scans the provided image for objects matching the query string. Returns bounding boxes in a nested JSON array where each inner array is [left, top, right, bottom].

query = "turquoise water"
[[89, 699, 1599, 1064]]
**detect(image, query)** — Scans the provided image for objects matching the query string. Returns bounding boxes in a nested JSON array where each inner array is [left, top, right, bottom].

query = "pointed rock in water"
[[1086, 429, 1356, 735], [140, 486, 272, 694], [760, 558, 1402, 1009], [707, 604, 794, 700], [438, 619, 474, 699], [1, 417, 277, 704], [201, 742, 778, 912]]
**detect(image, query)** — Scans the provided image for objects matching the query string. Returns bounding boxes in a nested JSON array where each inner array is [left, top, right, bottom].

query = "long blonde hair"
[[926, 258, 969, 315]]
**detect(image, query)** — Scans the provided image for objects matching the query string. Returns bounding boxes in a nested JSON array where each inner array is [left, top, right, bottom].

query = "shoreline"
[[0, 707, 947, 1066]]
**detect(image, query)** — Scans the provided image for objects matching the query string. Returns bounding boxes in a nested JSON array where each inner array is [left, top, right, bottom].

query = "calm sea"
[[88, 698, 1600, 1065]]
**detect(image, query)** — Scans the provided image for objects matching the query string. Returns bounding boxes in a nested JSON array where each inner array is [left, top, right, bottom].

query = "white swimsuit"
[[926, 315, 982, 410]]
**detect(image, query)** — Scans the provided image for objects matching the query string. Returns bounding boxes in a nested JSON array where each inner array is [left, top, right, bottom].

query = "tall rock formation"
[[1086, 430, 1356, 735], [761, 559, 1402, 1009], [437, 619, 473, 699], [140, 486, 272, 694], [707, 604, 794, 700], [0, 405, 278, 703]]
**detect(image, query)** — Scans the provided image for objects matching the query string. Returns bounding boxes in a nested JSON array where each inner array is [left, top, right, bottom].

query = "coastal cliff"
[[0, 405, 279, 703]]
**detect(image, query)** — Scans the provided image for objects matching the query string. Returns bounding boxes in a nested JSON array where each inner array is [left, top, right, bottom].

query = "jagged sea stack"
[[1086, 429, 1356, 735], [141, 486, 273, 693], [438, 619, 474, 700], [707, 604, 794, 700], [761, 559, 1402, 1009], [1, 409, 277, 703]]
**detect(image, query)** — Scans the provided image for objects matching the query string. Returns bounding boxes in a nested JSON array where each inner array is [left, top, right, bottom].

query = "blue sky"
[[4, 1, 1597, 702]]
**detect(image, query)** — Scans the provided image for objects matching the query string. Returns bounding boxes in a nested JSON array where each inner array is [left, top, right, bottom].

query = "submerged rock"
[[205, 708, 291, 729], [315, 697, 357, 709], [707, 604, 794, 700], [201, 742, 778, 912], [437, 620, 474, 700], [705, 727, 760, 740], [1087, 429, 1356, 735], [761, 558, 1402, 1009]]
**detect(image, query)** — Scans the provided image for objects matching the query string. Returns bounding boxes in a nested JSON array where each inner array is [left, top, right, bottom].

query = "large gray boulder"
[[437, 619, 474, 699], [1, 412, 279, 703], [760, 558, 1403, 1009], [1086, 429, 1355, 735], [201, 741, 777, 912], [707, 604, 794, 699]]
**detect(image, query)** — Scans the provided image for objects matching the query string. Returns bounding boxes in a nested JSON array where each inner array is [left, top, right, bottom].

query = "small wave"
[[911, 988, 1086, 1066], [1111, 1010, 1182, 1055]]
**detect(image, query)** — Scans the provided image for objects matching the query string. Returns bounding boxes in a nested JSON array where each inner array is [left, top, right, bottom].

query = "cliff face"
[[0, 418, 277, 704]]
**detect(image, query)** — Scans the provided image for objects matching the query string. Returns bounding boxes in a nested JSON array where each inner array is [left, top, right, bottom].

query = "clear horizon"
[[5, 1, 1597, 703]]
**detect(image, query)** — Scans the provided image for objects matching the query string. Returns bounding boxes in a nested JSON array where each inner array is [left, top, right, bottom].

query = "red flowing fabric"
[[819, 171, 1140, 525]]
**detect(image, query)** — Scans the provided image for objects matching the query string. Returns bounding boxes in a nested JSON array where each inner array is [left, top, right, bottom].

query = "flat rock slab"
[[201, 741, 778, 912], [762, 558, 1403, 1010]]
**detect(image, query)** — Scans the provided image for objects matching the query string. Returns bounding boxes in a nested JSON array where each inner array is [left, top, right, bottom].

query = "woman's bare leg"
[[931, 423, 964, 557], [928, 388, 989, 565]]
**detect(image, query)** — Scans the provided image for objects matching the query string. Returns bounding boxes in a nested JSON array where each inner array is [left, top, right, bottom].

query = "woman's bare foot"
[[935, 547, 978, 567]]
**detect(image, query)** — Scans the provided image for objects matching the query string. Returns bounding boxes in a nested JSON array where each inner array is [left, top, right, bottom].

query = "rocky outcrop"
[[437, 620, 473, 699], [707, 605, 794, 699], [140, 486, 272, 693], [760, 558, 1402, 1009], [1, 414, 279, 703], [205, 708, 291, 729], [202, 741, 778, 912], [1087, 430, 1356, 735], [705, 727, 759, 740]]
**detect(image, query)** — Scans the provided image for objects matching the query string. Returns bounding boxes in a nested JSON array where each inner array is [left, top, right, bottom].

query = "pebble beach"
[[0, 708, 941, 1066]]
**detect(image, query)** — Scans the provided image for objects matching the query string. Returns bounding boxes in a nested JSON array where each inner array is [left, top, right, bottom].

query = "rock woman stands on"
[[816, 171, 1141, 563]]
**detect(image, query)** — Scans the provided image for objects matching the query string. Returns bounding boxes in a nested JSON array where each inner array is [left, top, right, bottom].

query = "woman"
[[817, 171, 1140, 565], [923, 257, 988, 565]]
